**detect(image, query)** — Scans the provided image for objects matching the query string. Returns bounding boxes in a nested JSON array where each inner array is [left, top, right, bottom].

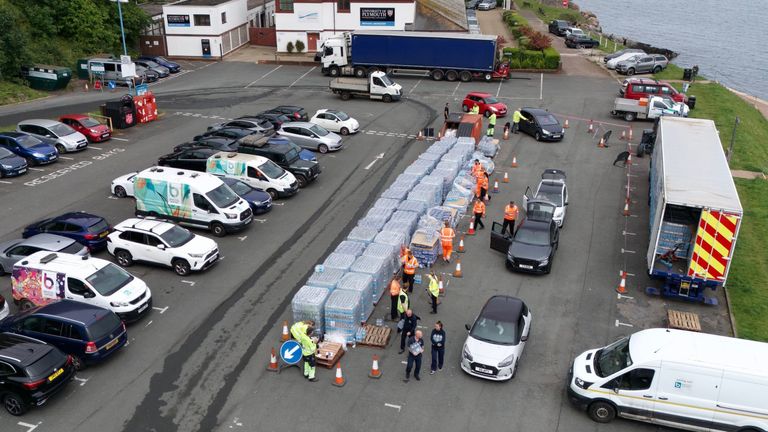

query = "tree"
[[286, 41, 294, 53], [0, 1, 30, 79]]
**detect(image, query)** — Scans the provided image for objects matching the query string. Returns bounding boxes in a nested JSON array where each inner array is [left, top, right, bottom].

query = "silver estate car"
[[0, 234, 89, 274], [278, 122, 342, 154], [16, 119, 88, 154]]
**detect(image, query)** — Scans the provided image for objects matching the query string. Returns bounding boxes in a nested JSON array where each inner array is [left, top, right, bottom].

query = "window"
[[631, 84, 644, 93], [145, 234, 162, 247], [0, 361, 14, 376], [337, 0, 350, 11], [7, 245, 37, 256], [645, 85, 659, 94], [64, 324, 84, 340], [44, 221, 68, 232], [105, 63, 116, 72], [660, 86, 673, 95], [62, 223, 81, 232], [193, 193, 212, 211], [21, 316, 44, 332], [605, 368, 656, 391], [372, 77, 384, 87], [278, 0, 293, 12], [67, 278, 89, 296], [248, 167, 265, 180], [221, 12, 227, 24], [44, 319, 64, 337], [194, 14, 211, 26], [119, 230, 145, 244]]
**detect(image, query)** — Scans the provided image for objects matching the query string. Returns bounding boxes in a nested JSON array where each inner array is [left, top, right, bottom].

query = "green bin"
[[21, 65, 72, 91]]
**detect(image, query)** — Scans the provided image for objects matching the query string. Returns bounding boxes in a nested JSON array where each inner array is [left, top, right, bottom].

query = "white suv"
[[107, 218, 219, 276]]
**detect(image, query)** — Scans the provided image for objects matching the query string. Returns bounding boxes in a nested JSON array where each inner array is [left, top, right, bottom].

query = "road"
[[0, 60, 703, 432]]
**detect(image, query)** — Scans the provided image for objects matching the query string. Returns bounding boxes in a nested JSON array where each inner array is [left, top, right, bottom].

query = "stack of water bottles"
[[292, 285, 330, 336], [324, 290, 362, 343]]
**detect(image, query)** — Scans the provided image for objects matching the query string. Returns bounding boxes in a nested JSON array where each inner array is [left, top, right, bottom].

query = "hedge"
[[502, 47, 560, 70]]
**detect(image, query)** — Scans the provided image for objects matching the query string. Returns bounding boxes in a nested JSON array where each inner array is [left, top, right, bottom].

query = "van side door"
[[654, 364, 718, 430], [192, 193, 217, 224], [600, 367, 659, 421], [246, 166, 269, 190]]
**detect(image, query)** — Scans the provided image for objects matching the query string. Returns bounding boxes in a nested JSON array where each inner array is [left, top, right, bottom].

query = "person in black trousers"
[[404, 329, 424, 382], [444, 103, 450, 120], [430, 321, 446, 375], [399, 309, 421, 354]]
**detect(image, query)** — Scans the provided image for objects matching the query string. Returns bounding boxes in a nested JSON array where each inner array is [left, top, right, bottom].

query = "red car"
[[620, 78, 686, 103], [59, 114, 111, 142], [461, 92, 508, 117]]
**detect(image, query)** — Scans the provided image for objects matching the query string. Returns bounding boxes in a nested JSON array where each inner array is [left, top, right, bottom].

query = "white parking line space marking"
[[245, 65, 283, 88], [145, 320, 153, 327], [621, 248, 636, 254], [28, 167, 45, 172], [111, 137, 129, 142], [181, 280, 196, 286], [238, 235, 248, 241], [622, 230, 636, 236], [271, 202, 285, 206], [17, 421, 41, 432], [451, 82, 461, 97], [74, 376, 90, 386], [409, 79, 422, 94], [59, 156, 74, 160], [89, 146, 103, 150], [253, 219, 267, 223], [496, 79, 504, 97], [289, 66, 316, 88], [107, 195, 118, 200], [152, 306, 169, 314], [617, 293, 635, 300], [0, 180, 12, 184], [615, 320, 634, 328], [384, 403, 402, 412]]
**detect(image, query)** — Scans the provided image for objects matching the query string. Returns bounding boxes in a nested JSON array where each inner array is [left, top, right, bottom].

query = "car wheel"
[[535, 132, 541, 141], [462, 104, 469, 112], [430, 69, 444, 81], [211, 222, 226, 238], [340, 127, 349, 136], [267, 189, 278, 200], [624, 112, 636, 122], [173, 259, 191, 276], [577, 44, 584, 49], [19, 300, 34, 311], [383, 94, 393, 103], [296, 175, 307, 188], [114, 186, 127, 198], [71, 355, 86, 371], [318, 144, 329, 154], [484, 110, 491, 118], [115, 250, 133, 267], [459, 71, 472, 82], [653, 66, 662, 74], [329, 66, 340, 77], [627, 68, 635, 76], [55, 144, 66, 154], [3, 393, 27, 416], [445, 70, 458, 81], [588, 401, 616, 423], [354, 67, 366, 78], [0, 264, 5, 275]]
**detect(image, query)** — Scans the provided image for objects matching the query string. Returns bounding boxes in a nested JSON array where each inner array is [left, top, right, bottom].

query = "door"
[[654, 364, 719, 429], [490, 221, 512, 253], [313, 113, 332, 130], [66, 277, 104, 308], [523, 186, 532, 208], [307, 33, 319, 52], [144, 233, 171, 266], [246, 166, 270, 190], [637, 57, 653, 73], [370, 76, 386, 97], [119, 231, 148, 262], [520, 110, 534, 134], [601, 367, 659, 420], [192, 193, 216, 224]]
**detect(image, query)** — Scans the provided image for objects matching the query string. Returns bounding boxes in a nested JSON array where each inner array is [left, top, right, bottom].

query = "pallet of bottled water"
[[292, 285, 330, 336], [324, 290, 362, 343], [323, 252, 357, 272], [338, 272, 375, 323], [306, 267, 346, 291]]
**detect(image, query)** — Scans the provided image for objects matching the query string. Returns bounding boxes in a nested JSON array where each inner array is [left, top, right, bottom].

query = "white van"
[[568, 328, 768, 431], [88, 58, 138, 85], [12, 252, 152, 322], [206, 152, 298, 199], [134, 167, 253, 237]]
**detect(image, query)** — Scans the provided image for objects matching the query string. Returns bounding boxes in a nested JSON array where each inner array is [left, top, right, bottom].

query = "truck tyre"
[[653, 66, 662, 73], [354, 67, 366, 78], [296, 175, 308, 188], [115, 250, 134, 267], [172, 259, 191, 276], [459, 71, 472, 82], [367, 66, 380, 75], [383, 94, 393, 103], [627, 68, 635, 76], [211, 222, 226, 237], [484, 73, 493, 82], [318, 144, 329, 154], [339, 127, 349, 136], [341, 91, 351, 101], [329, 66, 340, 77], [588, 401, 616, 423], [445, 70, 458, 81], [430, 69, 444, 81], [624, 112, 636, 122], [3, 393, 27, 416]]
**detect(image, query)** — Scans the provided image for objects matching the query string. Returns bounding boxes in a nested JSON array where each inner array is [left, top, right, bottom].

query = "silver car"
[[0, 234, 89, 274], [278, 122, 342, 154], [616, 54, 669, 76], [476, 0, 496, 10], [134, 59, 170, 78], [17, 119, 88, 154], [208, 118, 274, 134]]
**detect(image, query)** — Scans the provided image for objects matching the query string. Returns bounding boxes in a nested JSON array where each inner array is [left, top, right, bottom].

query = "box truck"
[[329, 72, 401, 102], [568, 328, 768, 432], [646, 117, 742, 304], [317, 31, 509, 82], [610, 96, 689, 122]]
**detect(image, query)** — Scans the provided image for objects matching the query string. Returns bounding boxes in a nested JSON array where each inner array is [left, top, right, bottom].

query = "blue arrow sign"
[[280, 340, 302, 365]]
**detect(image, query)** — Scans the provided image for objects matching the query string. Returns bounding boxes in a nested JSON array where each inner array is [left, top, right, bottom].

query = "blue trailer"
[[317, 31, 509, 82]]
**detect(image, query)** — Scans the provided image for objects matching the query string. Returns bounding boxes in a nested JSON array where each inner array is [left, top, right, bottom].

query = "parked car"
[[220, 177, 272, 215], [135, 65, 159, 83], [564, 28, 586, 38], [523, 169, 568, 227], [0, 132, 58, 165], [111, 171, 137, 198], [466, 0, 480, 9], [0, 332, 75, 415], [22, 212, 111, 252], [0, 146, 28, 178], [138, 56, 181, 73], [0, 300, 127, 371], [0, 234, 89, 274], [208, 118, 274, 134], [517, 108, 564, 141], [603, 48, 644, 63], [157, 147, 220, 172], [0, 294, 8, 320], [460, 295, 532, 381], [620, 77, 686, 103], [107, 218, 219, 276], [565, 35, 600, 49], [606, 52, 645, 70], [310, 109, 360, 135], [269, 105, 309, 121], [17, 119, 88, 154], [476, 0, 496, 10], [262, 135, 317, 162], [237, 134, 321, 187], [462, 92, 508, 117], [58, 114, 111, 143], [194, 127, 255, 142], [173, 137, 239, 153], [134, 59, 170, 78], [616, 54, 669, 75], [490, 200, 560, 274], [278, 122, 343, 154], [548, 20, 570, 36], [254, 111, 292, 129]]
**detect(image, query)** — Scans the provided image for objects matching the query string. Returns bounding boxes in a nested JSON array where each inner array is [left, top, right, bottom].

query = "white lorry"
[[329, 72, 402, 102], [611, 96, 689, 121]]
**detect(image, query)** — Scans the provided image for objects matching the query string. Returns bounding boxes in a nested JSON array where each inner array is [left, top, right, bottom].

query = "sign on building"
[[360, 8, 395, 27], [167, 14, 191, 27]]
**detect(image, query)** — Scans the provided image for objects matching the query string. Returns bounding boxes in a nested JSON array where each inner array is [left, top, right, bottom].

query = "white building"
[[162, 0, 251, 58]]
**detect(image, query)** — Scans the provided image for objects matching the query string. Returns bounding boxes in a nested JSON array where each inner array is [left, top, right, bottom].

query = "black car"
[[208, 118, 274, 134], [0, 145, 28, 177], [0, 332, 76, 415], [193, 127, 256, 142], [269, 106, 309, 122], [490, 200, 559, 274], [565, 35, 600, 49], [548, 20, 570, 36], [220, 177, 272, 214], [173, 137, 239, 153], [466, 0, 479, 8], [157, 147, 220, 172], [254, 112, 292, 129], [518, 108, 564, 142], [237, 134, 321, 188]]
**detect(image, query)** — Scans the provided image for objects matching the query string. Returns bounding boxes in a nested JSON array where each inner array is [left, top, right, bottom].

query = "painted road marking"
[[615, 320, 634, 328], [622, 230, 636, 236], [17, 422, 41, 432], [451, 82, 461, 97], [271, 202, 285, 206], [245, 65, 282, 88], [289, 66, 316, 88], [621, 248, 636, 254], [29, 167, 45, 172], [181, 280, 196, 286], [617, 293, 635, 300], [25, 148, 125, 187], [0, 180, 12, 184], [253, 219, 267, 223], [59, 156, 74, 160], [409, 79, 422, 94], [496, 78, 504, 97], [238, 235, 248, 241], [74, 376, 90, 386], [89, 146, 103, 150], [152, 306, 169, 314], [107, 195, 118, 200], [384, 403, 402, 412], [145, 320, 153, 327]]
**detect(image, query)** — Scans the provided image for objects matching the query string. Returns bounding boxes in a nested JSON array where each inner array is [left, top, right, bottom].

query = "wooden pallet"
[[358, 325, 392, 348], [667, 309, 702, 332], [315, 342, 345, 368]]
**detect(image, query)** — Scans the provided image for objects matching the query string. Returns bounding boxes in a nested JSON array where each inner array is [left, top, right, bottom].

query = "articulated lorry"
[[317, 31, 509, 82], [646, 117, 742, 304]]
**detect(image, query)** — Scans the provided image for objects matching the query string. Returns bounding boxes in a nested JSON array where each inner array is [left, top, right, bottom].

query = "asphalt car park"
[[0, 61, 730, 432]]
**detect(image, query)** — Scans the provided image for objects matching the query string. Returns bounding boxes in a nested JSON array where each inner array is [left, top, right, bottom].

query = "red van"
[[620, 78, 686, 103]]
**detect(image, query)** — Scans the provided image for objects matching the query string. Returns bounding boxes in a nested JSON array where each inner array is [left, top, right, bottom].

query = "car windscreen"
[[536, 114, 559, 126], [80, 118, 101, 128], [144, 60, 159, 68], [309, 124, 329, 136], [159, 225, 195, 248], [87, 312, 122, 341], [16, 134, 43, 148], [537, 186, 563, 205], [206, 184, 240, 208], [0, 147, 15, 158], [514, 226, 550, 246], [259, 159, 286, 179], [484, 96, 500, 104], [49, 123, 76, 137], [470, 316, 519, 345], [381, 74, 394, 86], [25, 348, 65, 378], [86, 264, 135, 297], [156, 56, 169, 62], [333, 111, 350, 121], [59, 240, 84, 254], [87, 219, 110, 233], [595, 336, 632, 377], [227, 179, 254, 196]]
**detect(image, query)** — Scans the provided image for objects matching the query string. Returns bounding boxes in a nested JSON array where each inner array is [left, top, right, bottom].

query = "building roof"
[[413, 0, 468, 32], [174, 0, 236, 6]]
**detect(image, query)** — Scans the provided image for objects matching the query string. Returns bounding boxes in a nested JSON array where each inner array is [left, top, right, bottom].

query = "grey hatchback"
[[0, 234, 89, 274]]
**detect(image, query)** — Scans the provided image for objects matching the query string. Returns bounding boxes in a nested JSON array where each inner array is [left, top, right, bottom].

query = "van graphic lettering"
[[168, 183, 184, 206]]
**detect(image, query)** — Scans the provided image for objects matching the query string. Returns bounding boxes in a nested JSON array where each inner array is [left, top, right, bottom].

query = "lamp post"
[[112, 0, 129, 57]]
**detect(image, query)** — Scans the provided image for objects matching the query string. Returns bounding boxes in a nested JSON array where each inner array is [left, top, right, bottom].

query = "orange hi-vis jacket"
[[473, 200, 486, 216], [476, 175, 488, 194], [440, 226, 456, 244], [504, 204, 519, 221], [404, 256, 418, 275], [471, 163, 485, 179], [389, 279, 401, 296]]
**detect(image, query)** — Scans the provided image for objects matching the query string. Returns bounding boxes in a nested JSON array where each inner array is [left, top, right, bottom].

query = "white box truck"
[[134, 167, 252, 237], [568, 328, 768, 431]]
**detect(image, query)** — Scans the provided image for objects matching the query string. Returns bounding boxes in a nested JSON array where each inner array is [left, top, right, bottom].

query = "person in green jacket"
[[471, 104, 480, 115], [290, 320, 312, 341], [297, 325, 318, 382], [427, 271, 440, 314], [487, 112, 497, 137], [512, 108, 529, 134]]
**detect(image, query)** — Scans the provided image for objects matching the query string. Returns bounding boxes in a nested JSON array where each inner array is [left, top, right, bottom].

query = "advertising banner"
[[360, 8, 395, 27]]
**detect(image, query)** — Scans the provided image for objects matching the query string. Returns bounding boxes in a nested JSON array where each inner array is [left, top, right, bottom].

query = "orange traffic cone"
[[369, 355, 383, 379], [417, 130, 424, 141], [511, 155, 518, 168], [628, 128, 633, 141], [503, 128, 509, 140], [502, 172, 509, 183], [453, 259, 463, 278], [598, 138, 607, 148], [622, 199, 630, 216], [467, 220, 475, 235], [333, 362, 346, 387], [620, 130, 626, 140], [458, 235, 466, 253], [616, 271, 627, 294], [493, 180, 499, 193], [438, 276, 445, 295], [587, 120, 594, 133], [563, 119, 569, 128], [437, 131, 442, 140], [267, 347, 279, 372], [280, 320, 290, 341]]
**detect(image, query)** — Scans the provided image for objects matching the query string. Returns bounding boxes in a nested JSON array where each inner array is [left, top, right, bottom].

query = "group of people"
[[444, 102, 530, 138], [470, 159, 519, 234]]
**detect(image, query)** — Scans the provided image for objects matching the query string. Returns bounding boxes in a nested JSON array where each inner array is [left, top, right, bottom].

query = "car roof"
[[480, 295, 524, 322], [522, 107, 550, 116], [115, 217, 175, 235], [275, 105, 304, 111], [281, 121, 314, 128], [15, 233, 77, 249], [0, 131, 25, 138], [198, 136, 237, 145], [18, 119, 61, 127], [0, 333, 52, 365], [552, 20, 568, 24], [538, 183, 563, 195], [30, 300, 112, 325], [467, 92, 492, 97], [51, 212, 105, 226], [60, 114, 88, 121]]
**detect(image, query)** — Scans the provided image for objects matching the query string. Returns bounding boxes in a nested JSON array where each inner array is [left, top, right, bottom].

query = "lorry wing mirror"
[[521, 335, 528, 342]]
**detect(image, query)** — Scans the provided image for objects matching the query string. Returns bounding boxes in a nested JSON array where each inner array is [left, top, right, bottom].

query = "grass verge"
[[0, 81, 47, 106], [652, 63, 685, 81], [517, 0, 583, 24]]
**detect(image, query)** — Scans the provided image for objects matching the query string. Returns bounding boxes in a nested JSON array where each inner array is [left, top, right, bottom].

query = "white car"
[[310, 109, 360, 136], [107, 218, 219, 276], [523, 169, 568, 227], [606, 52, 645, 70], [565, 28, 585, 38], [111, 171, 138, 198], [461, 295, 532, 381]]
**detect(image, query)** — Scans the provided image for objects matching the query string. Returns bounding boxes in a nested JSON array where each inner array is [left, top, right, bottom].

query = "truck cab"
[[317, 35, 350, 77]]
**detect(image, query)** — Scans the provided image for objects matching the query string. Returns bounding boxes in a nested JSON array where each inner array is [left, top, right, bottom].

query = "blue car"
[[269, 135, 317, 162], [138, 56, 181, 73], [0, 132, 58, 165], [0, 300, 128, 371], [23, 212, 111, 251], [0, 145, 28, 177], [221, 177, 272, 214]]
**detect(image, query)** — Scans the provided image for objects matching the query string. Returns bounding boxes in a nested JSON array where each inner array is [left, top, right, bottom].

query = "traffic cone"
[[458, 235, 466, 253], [616, 271, 627, 294], [563, 119, 569, 128], [368, 355, 383, 379], [467, 220, 475, 235], [627, 153, 632, 165], [502, 172, 509, 183], [620, 130, 626, 140], [493, 180, 499, 193], [598, 138, 607, 148], [267, 347, 279, 372], [622, 199, 630, 216], [453, 259, 463, 278], [511, 155, 518, 168], [417, 130, 424, 141], [84, 82, 89, 92], [587, 120, 594, 133], [280, 320, 290, 341], [503, 128, 509, 140], [628, 128, 633, 141], [438, 276, 445, 295], [437, 131, 442, 140], [333, 362, 346, 387]]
